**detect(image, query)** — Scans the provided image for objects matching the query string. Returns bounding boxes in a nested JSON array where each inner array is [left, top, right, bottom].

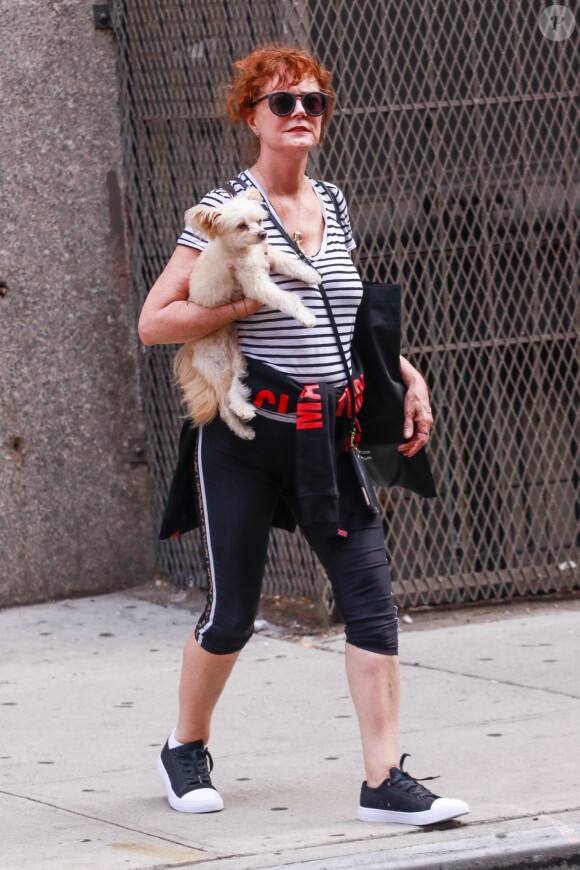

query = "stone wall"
[[0, 0, 155, 606]]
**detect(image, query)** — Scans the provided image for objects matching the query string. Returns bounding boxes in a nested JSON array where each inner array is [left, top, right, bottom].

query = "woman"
[[139, 44, 469, 825]]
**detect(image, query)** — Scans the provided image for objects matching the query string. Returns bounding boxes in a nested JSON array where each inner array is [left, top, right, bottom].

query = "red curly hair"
[[225, 44, 335, 131]]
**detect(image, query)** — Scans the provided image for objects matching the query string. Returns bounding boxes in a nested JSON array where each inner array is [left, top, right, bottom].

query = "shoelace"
[[175, 744, 214, 787], [391, 753, 440, 799]]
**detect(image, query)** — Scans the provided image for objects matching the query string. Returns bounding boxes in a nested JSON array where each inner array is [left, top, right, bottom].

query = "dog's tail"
[[173, 345, 219, 425]]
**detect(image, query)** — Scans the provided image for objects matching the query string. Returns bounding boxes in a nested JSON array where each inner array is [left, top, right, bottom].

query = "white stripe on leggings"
[[196, 426, 217, 644]]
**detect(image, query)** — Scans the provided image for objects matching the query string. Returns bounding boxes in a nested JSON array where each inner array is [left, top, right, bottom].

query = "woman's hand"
[[398, 356, 434, 458]]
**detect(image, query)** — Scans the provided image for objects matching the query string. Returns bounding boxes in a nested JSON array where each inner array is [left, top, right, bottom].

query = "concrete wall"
[[0, 0, 155, 606]]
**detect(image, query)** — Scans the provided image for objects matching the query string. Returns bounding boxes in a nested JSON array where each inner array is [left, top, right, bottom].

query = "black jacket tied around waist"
[[159, 283, 437, 541]]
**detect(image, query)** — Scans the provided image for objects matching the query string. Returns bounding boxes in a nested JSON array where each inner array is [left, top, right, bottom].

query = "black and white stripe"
[[177, 170, 363, 386], [195, 427, 217, 645]]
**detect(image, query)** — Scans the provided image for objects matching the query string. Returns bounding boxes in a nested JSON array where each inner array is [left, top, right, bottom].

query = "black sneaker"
[[358, 753, 469, 825], [157, 738, 224, 813]]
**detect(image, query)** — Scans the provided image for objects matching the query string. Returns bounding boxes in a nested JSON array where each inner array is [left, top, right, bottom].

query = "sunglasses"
[[248, 91, 330, 117]]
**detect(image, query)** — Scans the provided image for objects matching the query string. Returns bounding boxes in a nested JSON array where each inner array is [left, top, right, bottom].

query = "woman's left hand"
[[398, 357, 434, 457]]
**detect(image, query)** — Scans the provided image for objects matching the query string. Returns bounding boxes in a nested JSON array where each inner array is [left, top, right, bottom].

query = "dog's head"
[[184, 188, 268, 252]]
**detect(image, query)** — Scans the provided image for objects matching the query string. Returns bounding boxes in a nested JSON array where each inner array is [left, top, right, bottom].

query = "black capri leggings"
[[193, 412, 399, 656]]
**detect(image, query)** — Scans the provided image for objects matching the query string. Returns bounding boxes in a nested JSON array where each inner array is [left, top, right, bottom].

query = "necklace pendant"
[[293, 230, 303, 250]]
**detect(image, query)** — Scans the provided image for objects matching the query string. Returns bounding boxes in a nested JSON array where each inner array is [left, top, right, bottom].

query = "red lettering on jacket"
[[336, 375, 365, 418], [254, 389, 276, 408], [254, 390, 291, 414], [296, 404, 323, 429], [336, 390, 350, 418], [297, 384, 323, 428], [354, 374, 365, 413], [301, 384, 321, 401]]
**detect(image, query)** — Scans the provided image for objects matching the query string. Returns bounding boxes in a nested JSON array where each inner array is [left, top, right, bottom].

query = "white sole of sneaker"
[[358, 800, 470, 826], [157, 756, 224, 813]]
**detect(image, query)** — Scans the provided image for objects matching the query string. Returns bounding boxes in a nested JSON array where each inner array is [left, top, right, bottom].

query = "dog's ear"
[[184, 205, 222, 239], [244, 188, 264, 204]]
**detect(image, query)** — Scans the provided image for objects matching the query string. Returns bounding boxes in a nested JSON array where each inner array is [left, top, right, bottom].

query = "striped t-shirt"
[[177, 169, 363, 386]]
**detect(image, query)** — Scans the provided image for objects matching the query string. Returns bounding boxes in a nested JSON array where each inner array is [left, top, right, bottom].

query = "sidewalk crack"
[[0, 788, 206, 851], [400, 661, 580, 700]]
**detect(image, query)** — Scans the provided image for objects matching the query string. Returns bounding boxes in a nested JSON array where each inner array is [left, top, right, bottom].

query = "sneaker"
[[157, 738, 224, 813], [358, 753, 469, 825]]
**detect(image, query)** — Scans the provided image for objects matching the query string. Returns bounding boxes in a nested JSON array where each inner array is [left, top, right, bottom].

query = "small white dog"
[[173, 188, 320, 439]]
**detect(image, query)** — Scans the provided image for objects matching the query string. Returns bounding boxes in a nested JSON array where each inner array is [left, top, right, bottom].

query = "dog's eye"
[[237, 222, 249, 230]]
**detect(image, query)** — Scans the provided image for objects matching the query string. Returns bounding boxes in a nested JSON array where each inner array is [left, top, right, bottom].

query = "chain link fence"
[[111, 0, 579, 608]]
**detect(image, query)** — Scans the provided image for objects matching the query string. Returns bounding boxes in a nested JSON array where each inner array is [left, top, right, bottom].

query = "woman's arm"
[[138, 246, 262, 346], [398, 355, 434, 457]]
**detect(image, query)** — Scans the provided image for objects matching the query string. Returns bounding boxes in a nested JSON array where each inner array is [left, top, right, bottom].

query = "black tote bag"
[[352, 282, 437, 498]]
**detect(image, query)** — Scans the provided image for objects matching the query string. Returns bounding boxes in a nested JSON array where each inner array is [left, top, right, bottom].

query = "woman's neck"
[[250, 152, 308, 196]]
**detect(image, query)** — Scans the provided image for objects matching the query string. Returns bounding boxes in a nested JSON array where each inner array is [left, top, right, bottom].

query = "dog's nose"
[[258, 230, 267, 241]]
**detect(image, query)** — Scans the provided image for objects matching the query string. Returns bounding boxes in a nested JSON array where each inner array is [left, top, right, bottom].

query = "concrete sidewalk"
[[0, 589, 579, 870]]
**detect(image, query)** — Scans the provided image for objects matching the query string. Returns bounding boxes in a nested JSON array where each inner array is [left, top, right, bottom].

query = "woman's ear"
[[246, 110, 260, 138], [184, 205, 222, 239]]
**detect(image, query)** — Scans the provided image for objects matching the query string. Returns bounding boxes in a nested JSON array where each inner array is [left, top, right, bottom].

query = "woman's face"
[[247, 76, 325, 156]]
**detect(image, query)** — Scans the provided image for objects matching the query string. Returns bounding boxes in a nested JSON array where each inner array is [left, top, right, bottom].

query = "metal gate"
[[111, 0, 579, 608]]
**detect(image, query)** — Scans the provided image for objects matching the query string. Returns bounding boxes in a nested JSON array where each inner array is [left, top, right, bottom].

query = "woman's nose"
[[290, 96, 307, 117]]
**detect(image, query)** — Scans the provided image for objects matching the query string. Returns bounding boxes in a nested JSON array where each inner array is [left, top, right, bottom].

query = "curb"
[[179, 819, 580, 870]]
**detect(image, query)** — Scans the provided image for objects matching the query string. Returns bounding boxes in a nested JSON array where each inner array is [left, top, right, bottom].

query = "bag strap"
[[316, 181, 358, 417], [223, 180, 238, 199], [319, 181, 343, 236], [233, 174, 359, 436]]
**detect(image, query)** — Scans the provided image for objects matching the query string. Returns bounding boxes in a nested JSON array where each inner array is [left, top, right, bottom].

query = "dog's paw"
[[220, 405, 256, 441], [228, 399, 256, 421], [299, 311, 317, 328], [237, 405, 256, 422], [302, 267, 321, 285]]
